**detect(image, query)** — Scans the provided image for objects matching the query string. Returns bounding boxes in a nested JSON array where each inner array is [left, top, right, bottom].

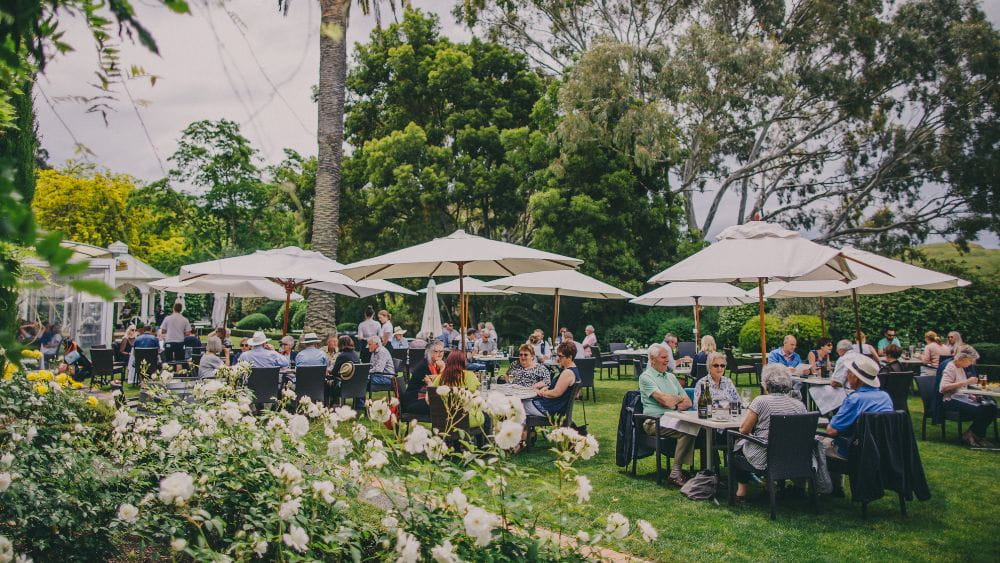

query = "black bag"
[[680, 470, 718, 500]]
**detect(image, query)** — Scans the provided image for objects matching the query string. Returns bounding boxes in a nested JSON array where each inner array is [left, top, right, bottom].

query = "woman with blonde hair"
[[378, 309, 393, 345], [692, 335, 717, 380], [920, 331, 950, 377]]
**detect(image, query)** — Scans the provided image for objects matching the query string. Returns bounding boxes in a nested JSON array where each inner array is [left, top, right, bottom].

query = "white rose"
[[158, 472, 195, 506], [637, 519, 658, 543], [0, 473, 11, 493], [333, 405, 356, 422], [430, 539, 459, 563], [326, 437, 352, 461], [278, 498, 301, 521], [576, 530, 591, 543], [395, 529, 420, 563], [271, 436, 284, 453], [605, 512, 629, 539], [0, 535, 11, 563], [253, 540, 267, 557], [117, 503, 139, 523], [366, 400, 392, 424], [574, 475, 592, 504], [463, 506, 499, 547], [0, 453, 12, 467], [271, 462, 302, 485], [577, 434, 599, 460], [445, 487, 468, 513], [159, 420, 182, 441], [287, 415, 310, 439], [365, 450, 389, 469], [352, 424, 368, 442], [403, 425, 431, 455], [436, 385, 451, 396], [424, 437, 448, 462], [312, 480, 336, 504], [282, 524, 309, 553], [492, 419, 522, 451], [170, 538, 187, 552]]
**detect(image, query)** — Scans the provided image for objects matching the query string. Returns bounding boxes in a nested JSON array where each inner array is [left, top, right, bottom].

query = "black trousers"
[[164, 342, 185, 362], [945, 397, 997, 438]]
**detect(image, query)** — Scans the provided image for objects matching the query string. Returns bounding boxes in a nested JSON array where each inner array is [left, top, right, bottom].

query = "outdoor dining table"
[[659, 409, 747, 471], [486, 383, 536, 400], [966, 386, 1000, 399], [612, 349, 649, 358], [790, 374, 833, 410]]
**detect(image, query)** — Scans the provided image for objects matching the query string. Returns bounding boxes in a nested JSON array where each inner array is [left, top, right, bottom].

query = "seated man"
[[294, 332, 327, 368], [239, 331, 291, 369], [638, 343, 695, 488], [767, 335, 802, 370], [830, 339, 860, 389], [473, 331, 496, 355], [367, 336, 396, 386], [389, 327, 409, 350], [876, 327, 901, 359], [823, 355, 894, 461], [182, 329, 202, 349]]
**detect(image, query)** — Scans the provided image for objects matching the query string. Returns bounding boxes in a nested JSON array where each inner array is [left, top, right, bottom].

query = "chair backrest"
[[609, 342, 626, 353], [562, 382, 583, 427], [766, 412, 821, 481], [133, 347, 160, 383], [576, 358, 596, 387], [393, 358, 404, 375], [294, 365, 327, 403], [395, 374, 408, 398], [878, 370, 914, 411], [407, 348, 425, 370], [914, 375, 938, 412], [683, 387, 695, 410], [339, 363, 370, 400], [91, 347, 115, 376], [677, 341, 696, 358], [591, 346, 602, 359], [692, 362, 707, 380], [390, 347, 408, 366], [633, 358, 646, 374], [427, 386, 472, 434], [247, 367, 281, 405]]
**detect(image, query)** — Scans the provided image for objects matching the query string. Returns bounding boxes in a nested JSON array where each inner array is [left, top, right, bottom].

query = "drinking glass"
[[979, 374, 988, 388], [740, 388, 752, 409], [729, 398, 740, 417], [713, 401, 728, 421]]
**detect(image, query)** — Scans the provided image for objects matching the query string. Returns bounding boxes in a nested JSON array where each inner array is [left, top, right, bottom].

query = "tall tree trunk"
[[306, 0, 350, 335]]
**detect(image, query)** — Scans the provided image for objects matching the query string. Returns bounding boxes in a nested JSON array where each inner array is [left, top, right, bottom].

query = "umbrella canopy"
[[486, 270, 634, 344], [631, 282, 754, 347], [179, 247, 415, 334], [420, 277, 514, 296], [150, 275, 305, 301], [335, 230, 583, 350], [645, 222, 875, 360], [419, 280, 443, 340]]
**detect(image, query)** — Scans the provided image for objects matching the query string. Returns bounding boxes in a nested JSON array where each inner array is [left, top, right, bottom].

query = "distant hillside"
[[920, 242, 1000, 279]]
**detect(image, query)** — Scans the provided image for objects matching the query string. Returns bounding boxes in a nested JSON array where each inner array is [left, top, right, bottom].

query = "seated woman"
[[920, 331, 950, 378], [732, 364, 807, 501], [693, 351, 740, 406], [691, 335, 717, 381], [807, 337, 833, 376], [429, 351, 483, 428], [880, 344, 904, 374], [328, 336, 359, 407], [522, 341, 581, 419], [504, 344, 551, 387], [198, 336, 226, 379], [118, 325, 136, 364], [401, 341, 445, 416], [940, 345, 996, 448]]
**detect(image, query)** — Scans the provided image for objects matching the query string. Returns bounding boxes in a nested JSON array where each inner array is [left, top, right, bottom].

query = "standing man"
[[160, 302, 191, 363], [638, 343, 695, 487], [581, 325, 598, 358]]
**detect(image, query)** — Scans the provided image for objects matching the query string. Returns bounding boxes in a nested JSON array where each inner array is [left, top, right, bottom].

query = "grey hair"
[[206, 335, 224, 355], [761, 364, 795, 396], [367, 336, 382, 348], [280, 335, 295, 346], [648, 343, 669, 362], [706, 351, 726, 369], [585, 325, 594, 332], [783, 334, 797, 345], [425, 340, 444, 362], [953, 344, 979, 363], [836, 339, 853, 353]]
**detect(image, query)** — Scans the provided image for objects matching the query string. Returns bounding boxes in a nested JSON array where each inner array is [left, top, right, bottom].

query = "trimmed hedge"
[[782, 315, 824, 349], [235, 313, 272, 330], [738, 314, 783, 353], [337, 322, 358, 333]]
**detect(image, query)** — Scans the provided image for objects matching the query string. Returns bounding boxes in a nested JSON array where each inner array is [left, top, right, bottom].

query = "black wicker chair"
[[90, 347, 124, 389], [132, 347, 160, 385], [247, 367, 281, 411], [427, 386, 484, 448], [339, 363, 370, 407], [630, 408, 679, 485], [576, 358, 597, 402], [878, 369, 914, 412], [726, 412, 820, 519], [524, 382, 583, 448], [293, 365, 327, 405]]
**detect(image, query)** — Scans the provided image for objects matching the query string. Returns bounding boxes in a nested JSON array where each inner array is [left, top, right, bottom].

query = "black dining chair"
[[524, 382, 582, 449], [427, 386, 485, 448], [339, 363, 370, 407], [878, 369, 914, 412], [726, 412, 821, 519], [576, 358, 597, 403], [246, 367, 281, 411], [293, 365, 327, 405], [90, 347, 124, 389], [132, 347, 160, 385], [630, 404, 679, 485]]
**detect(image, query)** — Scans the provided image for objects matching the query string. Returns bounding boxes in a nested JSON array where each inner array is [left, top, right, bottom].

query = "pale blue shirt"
[[239, 346, 290, 369], [294, 346, 327, 367]]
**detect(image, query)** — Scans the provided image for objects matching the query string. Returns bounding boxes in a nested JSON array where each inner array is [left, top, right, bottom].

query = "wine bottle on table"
[[697, 380, 710, 419]]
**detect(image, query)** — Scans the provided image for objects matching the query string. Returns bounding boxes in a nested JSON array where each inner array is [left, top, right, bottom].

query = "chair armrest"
[[726, 429, 766, 447]]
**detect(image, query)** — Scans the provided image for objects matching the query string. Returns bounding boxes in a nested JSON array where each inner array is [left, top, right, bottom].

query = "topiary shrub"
[[659, 316, 695, 342], [717, 304, 758, 348], [782, 315, 824, 350], [738, 314, 783, 354], [235, 312, 272, 330], [337, 322, 358, 333]]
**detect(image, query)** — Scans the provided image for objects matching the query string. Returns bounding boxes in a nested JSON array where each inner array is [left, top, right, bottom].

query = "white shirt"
[[380, 321, 393, 341], [160, 313, 191, 343], [358, 319, 381, 340], [832, 349, 861, 386]]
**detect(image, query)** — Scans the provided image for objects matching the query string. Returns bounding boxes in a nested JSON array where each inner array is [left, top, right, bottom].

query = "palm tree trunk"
[[305, 0, 351, 335]]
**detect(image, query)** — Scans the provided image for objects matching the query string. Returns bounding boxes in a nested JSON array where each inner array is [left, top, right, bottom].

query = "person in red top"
[[401, 340, 445, 416]]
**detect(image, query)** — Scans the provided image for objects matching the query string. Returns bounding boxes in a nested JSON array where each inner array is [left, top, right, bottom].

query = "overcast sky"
[[33, 0, 1000, 247]]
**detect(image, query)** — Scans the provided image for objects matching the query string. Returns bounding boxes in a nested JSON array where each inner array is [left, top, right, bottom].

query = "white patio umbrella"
[[420, 277, 514, 331], [630, 282, 754, 349], [150, 275, 305, 328], [486, 270, 634, 345], [760, 245, 970, 346], [646, 221, 877, 360], [335, 230, 583, 350], [179, 247, 415, 335], [419, 279, 443, 340]]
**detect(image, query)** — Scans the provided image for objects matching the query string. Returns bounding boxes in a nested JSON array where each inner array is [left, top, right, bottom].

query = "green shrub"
[[659, 316, 695, 342], [337, 321, 358, 333], [291, 306, 307, 331], [782, 315, 824, 349], [275, 301, 307, 330], [235, 312, 272, 330], [738, 314, 783, 353], [606, 323, 643, 345], [717, 304, 758, 348], [970, 342, 1000, 364]]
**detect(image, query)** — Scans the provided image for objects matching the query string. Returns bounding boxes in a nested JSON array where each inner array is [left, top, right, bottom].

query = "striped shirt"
[[737, 394, 807, 470]]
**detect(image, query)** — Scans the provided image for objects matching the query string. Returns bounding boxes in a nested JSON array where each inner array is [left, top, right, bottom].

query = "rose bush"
[[0, 360, 655, 561]]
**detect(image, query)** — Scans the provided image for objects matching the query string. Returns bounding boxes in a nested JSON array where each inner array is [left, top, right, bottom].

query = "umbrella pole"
[[552, 288, 560, 350], [758, 278, 767, 363], [851, 288, 863, 353], [459, 265, 466, 353], [694, 297, 701, 351], [282, 284, 292, 336], [818, 296, 827, 337]]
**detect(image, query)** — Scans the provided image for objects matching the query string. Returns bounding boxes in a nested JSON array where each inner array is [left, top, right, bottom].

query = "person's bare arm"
[[739, 410, 758, 435], [538, 369, 575, 398], [650, 389, 689, 410]]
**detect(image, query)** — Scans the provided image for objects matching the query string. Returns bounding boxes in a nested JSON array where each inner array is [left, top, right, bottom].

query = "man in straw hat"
[[822, 355, 893, 461], [389, 327, 409, 350], [294, 332, 327, 367], [239, 331, 290, 369]]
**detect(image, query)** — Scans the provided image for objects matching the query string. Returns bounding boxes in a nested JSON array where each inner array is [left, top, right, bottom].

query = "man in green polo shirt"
[[639, 343, 695, 487]]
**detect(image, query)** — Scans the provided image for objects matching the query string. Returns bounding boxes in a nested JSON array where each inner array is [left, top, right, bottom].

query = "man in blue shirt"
[[239, 331, 290, 369], [824, 355, 894, 460], [294, 332, 327, 367], [875, 327, 901, 358], [132, 324, 159, 349], [767, 335, 802, 368]]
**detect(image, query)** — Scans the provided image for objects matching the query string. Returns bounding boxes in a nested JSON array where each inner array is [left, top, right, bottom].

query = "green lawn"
[[502, 371, 1000, 562]]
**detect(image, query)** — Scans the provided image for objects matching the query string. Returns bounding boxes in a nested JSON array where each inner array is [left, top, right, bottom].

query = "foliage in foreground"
[[0, 362, 655, 561]]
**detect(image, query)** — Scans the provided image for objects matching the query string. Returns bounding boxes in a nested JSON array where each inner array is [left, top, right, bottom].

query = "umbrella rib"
[[842, 254, 894, 277], [493, 260, 516, 276], [358, 263, 392, 281], [545, 259, 579, 269], [429, 262, 444, 277]]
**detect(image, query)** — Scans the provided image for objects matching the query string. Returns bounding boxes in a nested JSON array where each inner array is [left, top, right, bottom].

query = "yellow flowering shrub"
[[34, 382, 49, 394], [33, 166, 137, 247]]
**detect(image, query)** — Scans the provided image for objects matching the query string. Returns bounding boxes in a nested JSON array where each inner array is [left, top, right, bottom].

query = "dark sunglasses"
[[519, 352, 532, 356], [711, 363, 726, 368]]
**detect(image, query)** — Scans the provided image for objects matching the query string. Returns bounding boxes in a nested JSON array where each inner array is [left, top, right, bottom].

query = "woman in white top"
[[378, 309, 393, 345], [357, 306, 381, 340], [939, 345, 995, 448]]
